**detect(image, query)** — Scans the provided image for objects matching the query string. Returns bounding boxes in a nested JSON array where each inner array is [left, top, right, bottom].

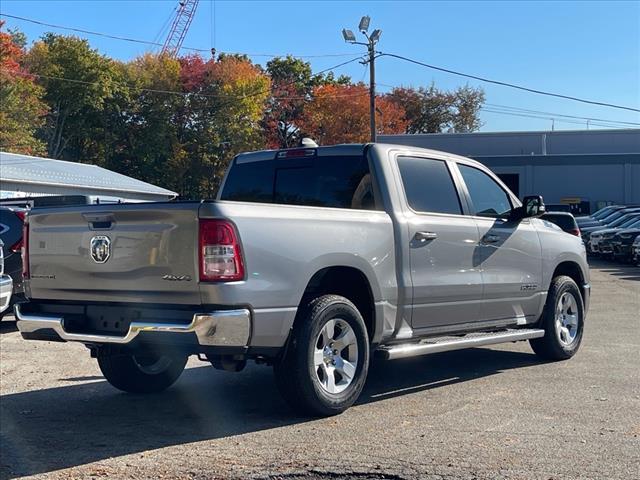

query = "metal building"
[[0, 152, 177, 203], [379, 129, 640, 213]]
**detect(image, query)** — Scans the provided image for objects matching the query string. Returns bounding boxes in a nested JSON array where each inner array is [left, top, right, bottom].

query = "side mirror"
[[513, 195, 546, 220]]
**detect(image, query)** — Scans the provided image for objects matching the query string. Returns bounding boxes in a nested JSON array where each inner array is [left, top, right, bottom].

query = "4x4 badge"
[[90, 235, 111, 263]]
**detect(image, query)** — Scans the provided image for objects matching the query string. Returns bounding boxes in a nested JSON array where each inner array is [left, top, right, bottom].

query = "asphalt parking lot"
[[1, 260, 639, 480]]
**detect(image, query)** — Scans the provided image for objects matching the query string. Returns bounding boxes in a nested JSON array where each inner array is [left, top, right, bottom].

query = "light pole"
[[342, 16, 382, 142]]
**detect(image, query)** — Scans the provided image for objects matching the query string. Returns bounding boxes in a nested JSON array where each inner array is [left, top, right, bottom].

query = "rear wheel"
[[530, 275, 584, 360], [274, 295, 370, 417], [97, 351, 188, 393]]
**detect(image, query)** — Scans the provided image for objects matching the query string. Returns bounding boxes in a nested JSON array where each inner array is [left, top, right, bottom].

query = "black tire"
[[530, 275, 585, 360], [97, 351, 188, 393], [274, 294, 370, 417]]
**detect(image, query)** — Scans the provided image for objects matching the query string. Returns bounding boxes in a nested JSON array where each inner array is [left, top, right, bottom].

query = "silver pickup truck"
[[16, 143, 590, 416]]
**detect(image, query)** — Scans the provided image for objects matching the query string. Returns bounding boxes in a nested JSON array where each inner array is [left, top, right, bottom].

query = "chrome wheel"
[[555, 292, 579, 346], [313, 318, 358, 394], [133, 354, 174, 375]]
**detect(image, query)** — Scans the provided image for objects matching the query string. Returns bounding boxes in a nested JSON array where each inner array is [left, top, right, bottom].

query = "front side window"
[[397, 156, 462, 215], [458, 164, 512, 218]]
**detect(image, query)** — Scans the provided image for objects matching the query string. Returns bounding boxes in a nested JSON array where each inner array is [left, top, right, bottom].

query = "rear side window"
[[220, 154, 378, 210], [397, 156, 462, 215], [542, 214, 576, 231]]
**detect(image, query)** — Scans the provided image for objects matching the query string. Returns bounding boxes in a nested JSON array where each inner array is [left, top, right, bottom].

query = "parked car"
[[610, 227, 640, 263], [575, 205, 622, 226], [0, 240, 13, 315], [541, 212, 580, 236], [0, 206, 27, 315], [15, 144, 590, 416], [632, 235, 640, 266], [586, 216, 640, 254], [579, 206, 640, 230], [545, 204, 572, 213]]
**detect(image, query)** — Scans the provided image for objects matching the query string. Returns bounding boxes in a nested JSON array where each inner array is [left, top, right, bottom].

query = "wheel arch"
[[296, 265, 379, 344], [551, 260, 588, 304]]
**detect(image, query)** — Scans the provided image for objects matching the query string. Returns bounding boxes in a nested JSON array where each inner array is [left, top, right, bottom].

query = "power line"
[[376, 82, 640, 128], [480, 108, 631, 129], [381, 52, 640, 113], [0, 13, 358, 59], [1, 56, 366, 102], [484, 103, 640, 126]]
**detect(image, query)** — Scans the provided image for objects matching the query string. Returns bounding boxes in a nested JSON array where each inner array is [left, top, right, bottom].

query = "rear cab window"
[[396, 156, 463, 215], [220, 151, 379, 210]]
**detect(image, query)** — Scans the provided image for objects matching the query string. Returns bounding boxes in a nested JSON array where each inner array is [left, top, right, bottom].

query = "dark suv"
[[0, 206, 27, 315]]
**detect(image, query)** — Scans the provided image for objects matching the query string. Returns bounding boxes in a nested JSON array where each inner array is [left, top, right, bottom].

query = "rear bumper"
[[15, 304, 251, 348], [0, 276, 13, 314]]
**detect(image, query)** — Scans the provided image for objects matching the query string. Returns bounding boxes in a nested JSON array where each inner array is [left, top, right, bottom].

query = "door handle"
[[414, 231, 438, 242], [482, 234, 501, 244]]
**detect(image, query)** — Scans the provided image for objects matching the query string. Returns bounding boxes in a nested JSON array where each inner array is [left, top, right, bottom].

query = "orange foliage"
[[301, 84, 408, 145], [0, 20, 26, 76]]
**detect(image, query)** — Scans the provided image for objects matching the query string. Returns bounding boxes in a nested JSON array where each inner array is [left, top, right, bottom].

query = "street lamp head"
[[342, 28, 356, 43], [358, 16, 370, 33], [370, 29, 382, 43]]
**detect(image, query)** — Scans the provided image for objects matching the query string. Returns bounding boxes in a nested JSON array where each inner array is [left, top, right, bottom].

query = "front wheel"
[[97, 351, 188, 393], [274, 295, 370, 417], [530, 275, 585, 360]]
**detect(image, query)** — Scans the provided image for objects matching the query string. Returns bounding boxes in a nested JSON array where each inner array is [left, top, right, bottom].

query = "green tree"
[[26, 33, 120, 161], [0, 22, 47, 154], [109, 53, 183, 191]]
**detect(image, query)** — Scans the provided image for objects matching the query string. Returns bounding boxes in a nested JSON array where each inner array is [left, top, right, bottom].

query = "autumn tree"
[[388, 84, 485, 133], [173, 53, 271, 198], [263, 56, 350, 149], [0, 22, 47, 155], [302, 84, 407, 145]]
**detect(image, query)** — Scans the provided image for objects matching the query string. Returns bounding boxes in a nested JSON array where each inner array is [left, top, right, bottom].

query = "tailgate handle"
[[83, 213, 114, 230]]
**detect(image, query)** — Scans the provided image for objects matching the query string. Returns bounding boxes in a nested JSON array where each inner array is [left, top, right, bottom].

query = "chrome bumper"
[[0, 276, 13, 314], [15, 304, 251, 347]]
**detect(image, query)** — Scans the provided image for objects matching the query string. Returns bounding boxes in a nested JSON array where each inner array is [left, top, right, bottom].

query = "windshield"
[[593, 207, 616, 219], [624, 218, 640, 229], [610, 214, 640, 228]]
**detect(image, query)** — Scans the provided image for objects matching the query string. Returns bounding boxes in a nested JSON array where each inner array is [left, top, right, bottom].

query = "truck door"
[[396, 155, 485, 331], [455, 163, 544, 323]]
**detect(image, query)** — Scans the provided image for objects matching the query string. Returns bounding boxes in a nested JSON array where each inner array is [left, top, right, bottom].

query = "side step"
[[376, 328, 545, 360]]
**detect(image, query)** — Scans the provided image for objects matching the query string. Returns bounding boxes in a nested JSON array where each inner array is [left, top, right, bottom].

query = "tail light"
[[570, 227, 581, 237], [21, 219, 29, 279], [199, 219, 244, 282], [10, 210, 26, 253]]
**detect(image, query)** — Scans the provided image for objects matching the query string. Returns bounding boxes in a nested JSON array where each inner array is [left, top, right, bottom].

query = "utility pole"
[[368, 40, 376, 143], [342, 16, 382, 142]]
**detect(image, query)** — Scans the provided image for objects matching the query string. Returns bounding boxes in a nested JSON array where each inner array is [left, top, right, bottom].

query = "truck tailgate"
[[27, 202, 201, 304]]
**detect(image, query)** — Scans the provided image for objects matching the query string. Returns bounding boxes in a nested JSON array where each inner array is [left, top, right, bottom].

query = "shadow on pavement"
[[0, 347, 542, 478], [0, 319, 17, 334], [588, 257, 640, 281]]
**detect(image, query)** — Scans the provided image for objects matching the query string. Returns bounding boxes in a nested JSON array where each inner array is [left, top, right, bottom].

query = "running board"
[[377, 328, 545, 360]]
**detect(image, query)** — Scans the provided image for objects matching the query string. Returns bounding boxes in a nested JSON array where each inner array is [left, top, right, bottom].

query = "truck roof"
[[235, 143, 485, 169]]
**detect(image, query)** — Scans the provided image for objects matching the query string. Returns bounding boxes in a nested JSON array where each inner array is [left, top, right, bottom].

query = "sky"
[[1, 0, 639, 132]]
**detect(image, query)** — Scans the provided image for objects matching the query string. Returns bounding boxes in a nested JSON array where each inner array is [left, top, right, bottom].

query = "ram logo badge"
[[90, 236, 111, 264]]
